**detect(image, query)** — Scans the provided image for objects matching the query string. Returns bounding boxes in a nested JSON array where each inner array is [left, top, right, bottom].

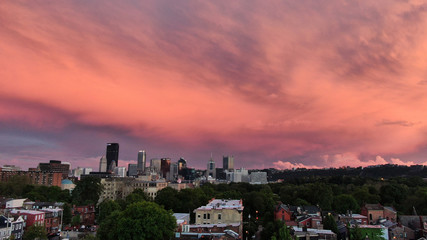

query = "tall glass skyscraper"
[[137, 150, 146, 174], [223, 155, 234, 170], [106, 143, 119, 172]]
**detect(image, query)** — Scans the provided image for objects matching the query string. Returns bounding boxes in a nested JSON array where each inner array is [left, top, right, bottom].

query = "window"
[[207, 214, 210, 219], [218, 214, 221, 220], [203, 214, 206, 219], [198, 215, 201, 219]]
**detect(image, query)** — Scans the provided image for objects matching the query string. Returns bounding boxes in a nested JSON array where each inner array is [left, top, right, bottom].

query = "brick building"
[[0, 169, 62, 187]]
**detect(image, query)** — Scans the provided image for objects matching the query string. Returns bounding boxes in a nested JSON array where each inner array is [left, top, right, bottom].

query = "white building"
[[249, 171, 268, 184], [114, 167, 126, 177], [5, 199, 27, 209], [226, 168, 249, 183]]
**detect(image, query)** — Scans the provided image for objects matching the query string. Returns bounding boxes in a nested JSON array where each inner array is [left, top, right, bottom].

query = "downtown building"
[[106, 143, 119, 172]]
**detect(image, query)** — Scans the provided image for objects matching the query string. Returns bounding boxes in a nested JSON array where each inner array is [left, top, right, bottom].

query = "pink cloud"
[[1, 1, 427, 169]]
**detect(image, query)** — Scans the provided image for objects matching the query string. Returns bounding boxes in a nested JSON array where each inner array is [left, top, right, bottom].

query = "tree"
[[62, 203, 72, 225], [125, 188, 149, 206], [23, 225, 47, 240], [97, 202, 176, 240], [72, 176, 103, 205], [323, 214, 338, 233], [97, 200, 121, 224], [333, 194, 359, 214], [348, 224, 363, 240], [278, 222, 292, 240], [72, 214, 81, 226], [155, 187, 180, 211]]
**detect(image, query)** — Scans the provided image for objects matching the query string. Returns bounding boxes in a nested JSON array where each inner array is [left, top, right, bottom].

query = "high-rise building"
[[114, 166, 126, 177], [99, 156, 107, 172], [106, 143, 119, 172], [169, 162, 178, 181], [150, 159, 161, 174], [38, 160, 70, 179], [128, 164, 138, 177], [137, 150, 146, 174], [223, 155, 234, 170], [206, 156, 216, 179], [177, 158, 187, 175], [160, 158, 171, 178]]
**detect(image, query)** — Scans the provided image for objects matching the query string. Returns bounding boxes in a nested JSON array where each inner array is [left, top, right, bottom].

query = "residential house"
[[0, 216, 11, 240], [10, 215, 24, 240], [361, 204, 397, 224], [41, 208, 62, 234], [192, 199, 243, 237], [73, 205, 95, 226], [399, 215, 427, 239], [10, 209, 45, 230], [292, 227, 337, 240]]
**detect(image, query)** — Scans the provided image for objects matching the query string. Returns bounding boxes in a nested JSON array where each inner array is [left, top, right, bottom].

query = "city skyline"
[[1, 1, 427, 170]]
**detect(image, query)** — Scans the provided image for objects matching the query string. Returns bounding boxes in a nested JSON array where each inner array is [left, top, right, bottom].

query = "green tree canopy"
[[71, 176, 103, 205], [23, 225, 47, 240], [333, 194, 359, 214], [97, 201, 176, 240], [97, 200, 121, 224], [323, 214, 338, 233]]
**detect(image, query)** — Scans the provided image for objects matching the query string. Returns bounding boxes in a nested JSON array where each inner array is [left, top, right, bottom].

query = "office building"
[[114, 166, 126, 177], [99, 156, 107, 172], [169, 162, 178, 181], [177, 158, 187, 175], [160, 158, 171, 178], [106, 143, 119, 172], [226, 168, 249, 183], [137, 150, 146, 174], [206, 157, 216, 179], [38, 160, 70, 179], [150, 158, 161, 174], [249, 171, 268, 184], [128, 164, 138, 177], [223, 155, 234, 170]]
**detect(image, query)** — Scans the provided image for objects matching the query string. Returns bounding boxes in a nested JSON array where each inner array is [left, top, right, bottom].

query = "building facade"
[[194, 199, 243, 237], [223, 156, 234, 170], [106, 143, 119, 172], [38, 160, 70, 179], [0, 170, 62, 187], [137, 150, 146, 174]]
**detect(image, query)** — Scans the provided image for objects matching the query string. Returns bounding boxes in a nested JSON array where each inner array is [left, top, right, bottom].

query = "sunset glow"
[[1, 0, 427, 169]]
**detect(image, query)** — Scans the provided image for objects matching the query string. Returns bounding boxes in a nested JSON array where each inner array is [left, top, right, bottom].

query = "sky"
[[1, 0, 427, 170]]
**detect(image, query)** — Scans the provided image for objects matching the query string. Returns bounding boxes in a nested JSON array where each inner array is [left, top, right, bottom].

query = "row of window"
[[198, 213, 221, 220]]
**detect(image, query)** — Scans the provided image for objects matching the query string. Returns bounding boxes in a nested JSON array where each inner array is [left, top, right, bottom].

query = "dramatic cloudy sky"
[[1, 0, 427, 170]]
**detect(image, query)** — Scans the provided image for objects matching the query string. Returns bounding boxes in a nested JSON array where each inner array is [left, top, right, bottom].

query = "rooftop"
[[196, 199, 243, 211], [10, 209, 45, 215]]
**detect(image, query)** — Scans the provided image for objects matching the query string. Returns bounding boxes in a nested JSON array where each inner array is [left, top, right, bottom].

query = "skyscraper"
[[160, 158, 171, 178], [223, 155, 234, 170], [106, 143, 119, 172], [150, 158, 161, 174], [99, 156, 107, 172], [128, 164, 138, 177], [177, 157, 187, 175], [206, 155, 216, 179], [137, 150, 146, 174]]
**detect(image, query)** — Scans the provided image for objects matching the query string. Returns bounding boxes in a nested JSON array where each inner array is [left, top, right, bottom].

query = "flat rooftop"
[[196, 199, 243, 211]]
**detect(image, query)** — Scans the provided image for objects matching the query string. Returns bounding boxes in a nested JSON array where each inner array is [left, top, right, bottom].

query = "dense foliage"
[[97, 201, 176, 240], [22, 225, 47, 240], [71, 176, 103, 205]]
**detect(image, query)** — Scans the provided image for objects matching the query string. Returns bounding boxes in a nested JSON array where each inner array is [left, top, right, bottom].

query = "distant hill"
[[260, 164, 427, 181]]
